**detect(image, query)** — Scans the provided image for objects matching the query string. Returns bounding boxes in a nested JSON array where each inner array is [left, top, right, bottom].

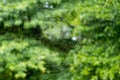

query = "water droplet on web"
[[72, 36, 77, 41], [50, 5, 53, 8]]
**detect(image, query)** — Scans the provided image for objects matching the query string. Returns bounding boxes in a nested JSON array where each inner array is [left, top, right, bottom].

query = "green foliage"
[[67, 42, 120, 80], [0, 33, 66, 80], [0, 0, 120, 80]]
